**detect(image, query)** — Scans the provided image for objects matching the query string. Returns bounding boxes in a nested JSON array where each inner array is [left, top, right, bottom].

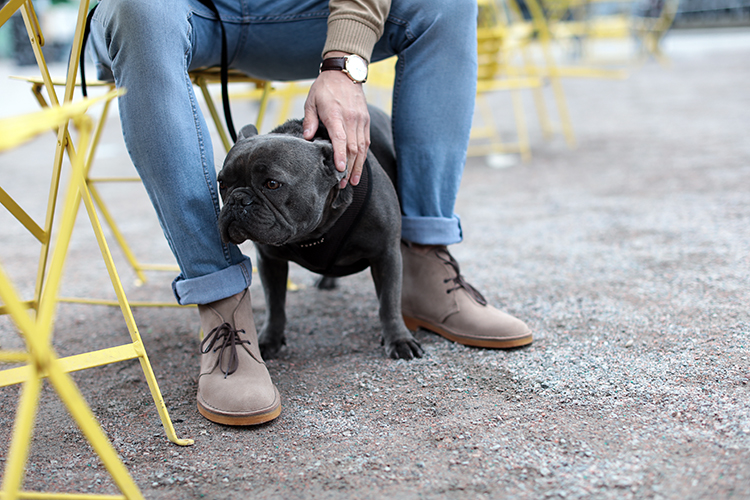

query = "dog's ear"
[[317, 141, 351, 209], [316, 140, 347, 183], [238, 124, 259, 140]]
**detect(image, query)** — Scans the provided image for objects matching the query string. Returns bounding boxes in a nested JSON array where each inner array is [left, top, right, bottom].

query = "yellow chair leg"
[[72, 132, 194, 447], [255, 82, 272, 132], [510, 88, 532, 162], [1, 370, 41, 500], [197, 75, 233, 153], [87, 182, 149, 285]]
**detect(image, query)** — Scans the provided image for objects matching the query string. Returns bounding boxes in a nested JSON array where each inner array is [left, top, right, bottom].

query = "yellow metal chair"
[[473, 0, 631, 159], [549, 0, 680, 65], [470, 0, 547, 160], [361, 19, 542, 161], [2, 1, 194, 497], [470, 0, 574, 160], [0, 93, 149, 500], [9, 69, 273, 303]]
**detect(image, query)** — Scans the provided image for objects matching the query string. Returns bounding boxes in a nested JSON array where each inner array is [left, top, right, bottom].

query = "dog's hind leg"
[[315, 276, 338, 290]]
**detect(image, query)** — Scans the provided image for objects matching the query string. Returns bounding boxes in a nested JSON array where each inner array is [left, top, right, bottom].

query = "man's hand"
[[303, 52, 370, 187]]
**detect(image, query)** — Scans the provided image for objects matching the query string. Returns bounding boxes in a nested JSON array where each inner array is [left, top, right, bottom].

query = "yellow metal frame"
[[0, 91, 195, 452], [543, 0, 680, 66], [2, 1, 196, 497], [189, 67, 273, 151], [9, 69, 272, 307], [0, 96, 148, 500], [8, 74, 186, 306], [470, 0, 632, 160], [516, 0, 580, 146], [470, 1, 545, 160]]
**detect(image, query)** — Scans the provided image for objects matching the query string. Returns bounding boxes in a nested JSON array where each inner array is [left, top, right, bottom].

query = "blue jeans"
[[89, 0, 478, 305]]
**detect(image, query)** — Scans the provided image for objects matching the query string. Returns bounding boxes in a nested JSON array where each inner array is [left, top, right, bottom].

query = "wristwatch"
[[320, 54, 369, 83]]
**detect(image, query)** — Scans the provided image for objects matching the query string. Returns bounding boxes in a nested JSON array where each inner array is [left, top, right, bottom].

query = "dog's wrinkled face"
[[217, 126, 345, 246]]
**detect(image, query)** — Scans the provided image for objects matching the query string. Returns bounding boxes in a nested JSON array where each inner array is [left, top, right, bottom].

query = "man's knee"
[[94, 0, 189, 40], [432, 0, 477, 33], [392, 0, 477, 38], [91, 0, 194, 78]]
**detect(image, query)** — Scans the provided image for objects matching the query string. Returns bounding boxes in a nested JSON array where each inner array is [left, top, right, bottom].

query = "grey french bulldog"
[[217, 106, 423, 360]]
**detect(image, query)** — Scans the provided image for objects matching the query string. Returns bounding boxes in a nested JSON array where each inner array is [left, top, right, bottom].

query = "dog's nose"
[[230, 191, 253, 208]]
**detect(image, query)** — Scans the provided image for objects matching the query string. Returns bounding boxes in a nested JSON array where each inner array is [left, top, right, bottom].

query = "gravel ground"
[[0, 29, 749, 499]]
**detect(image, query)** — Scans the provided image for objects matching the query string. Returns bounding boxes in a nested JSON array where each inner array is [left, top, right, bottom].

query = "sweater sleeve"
[[323, 0, 392, 63]]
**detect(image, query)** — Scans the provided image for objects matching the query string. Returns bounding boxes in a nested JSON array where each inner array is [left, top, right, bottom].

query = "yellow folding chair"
[[2, 2, 193, 495], [475, 0, 628, 156], [0, 94, 149, 500], [545, 0, 679, 66], [469, 0, 547, 160], [8, 68, 273, 303]]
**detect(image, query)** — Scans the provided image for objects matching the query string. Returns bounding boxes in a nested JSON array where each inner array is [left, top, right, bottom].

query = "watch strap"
[[320, 55, 368, 83], [320, 57, 347, 73]]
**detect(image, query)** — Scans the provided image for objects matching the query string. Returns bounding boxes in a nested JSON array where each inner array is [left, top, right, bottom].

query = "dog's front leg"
[[370, 247, 424, 359], [256, 248, 289, 358]]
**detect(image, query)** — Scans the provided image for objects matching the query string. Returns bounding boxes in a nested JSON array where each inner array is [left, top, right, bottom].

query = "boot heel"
[[402, 315, 420, 331]]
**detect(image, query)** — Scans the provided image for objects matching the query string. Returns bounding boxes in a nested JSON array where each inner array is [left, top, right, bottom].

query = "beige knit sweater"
[[323, 0, 391, 63]]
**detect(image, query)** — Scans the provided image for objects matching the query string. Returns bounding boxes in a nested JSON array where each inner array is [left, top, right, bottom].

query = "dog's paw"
[[315, 276, 338, 290], [385, 337, 424, 360], [258, 331, 286, 359]]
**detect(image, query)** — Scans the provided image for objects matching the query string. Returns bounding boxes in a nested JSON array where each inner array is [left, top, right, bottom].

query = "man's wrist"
[[320, 53, 369, 83], [323, 51, 352, 59]]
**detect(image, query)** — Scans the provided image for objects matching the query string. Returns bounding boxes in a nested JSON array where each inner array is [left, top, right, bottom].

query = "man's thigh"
[[230, 0, 330, 81]]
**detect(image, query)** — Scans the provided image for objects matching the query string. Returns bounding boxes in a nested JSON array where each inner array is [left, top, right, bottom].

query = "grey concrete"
[[0, 29, 748, 499]]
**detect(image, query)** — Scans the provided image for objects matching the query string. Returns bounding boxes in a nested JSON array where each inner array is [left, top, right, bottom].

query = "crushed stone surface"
[[0, 29, 748, 499]]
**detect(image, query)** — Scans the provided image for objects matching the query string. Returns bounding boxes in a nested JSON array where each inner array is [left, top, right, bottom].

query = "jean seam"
[[386, 16, 411, 159], [387, 15, 413, 42], [190, 8, 329, 25], [240, 260, 251, 286], [241, 11, 330, 23], [182, 33, 232, 267]]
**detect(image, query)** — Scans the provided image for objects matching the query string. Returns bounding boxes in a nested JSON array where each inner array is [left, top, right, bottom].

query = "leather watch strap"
[[320, 57, 347, 72], [320, 54, 368, 83]]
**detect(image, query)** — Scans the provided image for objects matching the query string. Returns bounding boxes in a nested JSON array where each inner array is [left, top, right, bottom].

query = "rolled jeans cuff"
[[401, 215, 463, 246], [172, 256, 253, 305]]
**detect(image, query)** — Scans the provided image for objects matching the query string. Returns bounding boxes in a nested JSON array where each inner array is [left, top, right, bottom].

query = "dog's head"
[[217, 123, 349, 246]]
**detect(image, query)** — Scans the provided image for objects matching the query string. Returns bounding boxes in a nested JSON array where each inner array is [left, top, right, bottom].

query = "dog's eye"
[[218, 180, 226, 191], [264, 179, 281, 190]]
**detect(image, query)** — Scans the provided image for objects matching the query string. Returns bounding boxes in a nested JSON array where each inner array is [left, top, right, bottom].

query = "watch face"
[[346, 55, 368, 82]]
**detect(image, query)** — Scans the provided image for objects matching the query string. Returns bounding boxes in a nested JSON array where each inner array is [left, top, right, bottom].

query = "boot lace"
[[436, 248, 488, 306], [200, 323, 253, 378]]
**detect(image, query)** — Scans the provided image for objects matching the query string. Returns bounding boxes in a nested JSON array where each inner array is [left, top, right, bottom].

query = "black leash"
[[196, 0, 237, 142], [79, 3, 97, 98], [80, 0, 237, 143]]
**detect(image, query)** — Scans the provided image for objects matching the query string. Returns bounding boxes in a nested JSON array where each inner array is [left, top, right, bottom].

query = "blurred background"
[[1, 0, 749, 65], [1, 0, 748, 160], [0, 5, 748, 497], [0, 0, 748, 143]]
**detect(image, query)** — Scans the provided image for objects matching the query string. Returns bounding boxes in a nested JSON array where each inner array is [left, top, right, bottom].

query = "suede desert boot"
[[401, 242, 533, 348], [197, 289, 281, 425]]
